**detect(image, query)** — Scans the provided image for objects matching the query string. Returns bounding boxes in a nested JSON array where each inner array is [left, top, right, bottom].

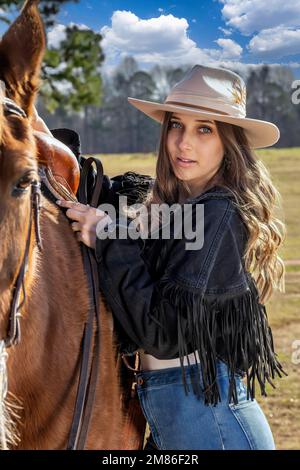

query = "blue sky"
[[2, 0, 300, 77], [59, 1, 223, 49], [54, 0, 300, 77]]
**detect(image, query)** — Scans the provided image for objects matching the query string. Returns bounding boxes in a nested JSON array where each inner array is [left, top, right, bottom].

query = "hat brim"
[[128, 97, 280, 149]]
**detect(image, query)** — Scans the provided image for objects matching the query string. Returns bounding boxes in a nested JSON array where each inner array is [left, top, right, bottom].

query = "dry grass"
[[92, 152, 157, 178], [89, 147, 300, 450], [254, 148, 300, 449]]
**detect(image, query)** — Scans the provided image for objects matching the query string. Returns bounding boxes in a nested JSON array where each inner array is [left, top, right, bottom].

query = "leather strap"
[[78, 157, 104, 208], [4, 181, 42, 347], [67, 157, 104, 450]]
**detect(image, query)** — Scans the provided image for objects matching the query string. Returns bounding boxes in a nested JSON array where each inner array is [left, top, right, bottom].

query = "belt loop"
[[121, 351, 141, 373], [121, 352, 142, 398]]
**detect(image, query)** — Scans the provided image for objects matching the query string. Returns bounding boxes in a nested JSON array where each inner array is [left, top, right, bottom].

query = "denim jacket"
[[52, 128, 286, 406], [95, 171, 287, 406]]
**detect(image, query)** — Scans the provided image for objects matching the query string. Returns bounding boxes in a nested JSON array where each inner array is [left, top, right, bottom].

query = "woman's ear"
[[0, 0, 46, 117]]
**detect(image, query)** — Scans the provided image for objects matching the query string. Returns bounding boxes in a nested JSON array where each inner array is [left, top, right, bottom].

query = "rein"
[[66, 157, 104, 450]]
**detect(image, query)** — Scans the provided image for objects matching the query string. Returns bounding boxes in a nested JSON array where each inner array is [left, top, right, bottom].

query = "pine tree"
[[0, 0, 104, 111]]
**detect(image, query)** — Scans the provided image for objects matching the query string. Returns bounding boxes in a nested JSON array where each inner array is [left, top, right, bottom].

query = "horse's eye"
[[12, 174, 36, 197]]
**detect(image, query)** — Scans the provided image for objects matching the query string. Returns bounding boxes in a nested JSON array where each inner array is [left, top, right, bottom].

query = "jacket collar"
[[185, 185, 234, 204]]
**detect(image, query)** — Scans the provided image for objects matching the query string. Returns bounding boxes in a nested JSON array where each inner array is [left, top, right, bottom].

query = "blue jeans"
[[136, 360, 276, 450]]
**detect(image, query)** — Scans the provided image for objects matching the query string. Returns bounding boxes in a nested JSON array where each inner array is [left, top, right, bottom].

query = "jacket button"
[[137, 377, 144, 385]]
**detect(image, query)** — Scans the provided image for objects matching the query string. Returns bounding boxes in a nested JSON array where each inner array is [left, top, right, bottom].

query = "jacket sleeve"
[[95, 198, 233, 359], [95, 197, 286, 405]]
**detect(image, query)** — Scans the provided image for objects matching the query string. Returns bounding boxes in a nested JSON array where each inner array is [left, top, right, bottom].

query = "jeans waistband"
[[139, 350, 199, 371], [137, 357, 244, 384]]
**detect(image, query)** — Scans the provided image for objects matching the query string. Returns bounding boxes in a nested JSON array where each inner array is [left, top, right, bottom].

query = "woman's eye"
[[169, 122, 212, 134], [199, 126, 212, 134], [169, 121, 181, 129]]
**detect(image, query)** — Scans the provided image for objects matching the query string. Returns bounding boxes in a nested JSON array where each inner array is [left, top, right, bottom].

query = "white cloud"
[[48, 24, 67, 48], [248, 26, 300, 59], [69, 22, 90, 31], [47, 22, 90, 49], [100, 11, 243, 70], [45, 62, 67, 75], [215, 38, 242, 59], [219, 0, 300, 35], [52, 79, 74, 95], [218, 27, 232, 36]]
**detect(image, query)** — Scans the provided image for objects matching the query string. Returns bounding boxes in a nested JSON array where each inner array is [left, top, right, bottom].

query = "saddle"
[[34, 130, 80, 200]]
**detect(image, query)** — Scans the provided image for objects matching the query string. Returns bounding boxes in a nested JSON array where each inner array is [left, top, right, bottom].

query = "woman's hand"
[[56, 199, 112, 249], [31, 105, 53, 136]]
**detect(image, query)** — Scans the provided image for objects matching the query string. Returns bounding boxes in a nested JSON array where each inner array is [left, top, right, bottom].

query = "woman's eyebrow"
[[171, 116, 214, 124]]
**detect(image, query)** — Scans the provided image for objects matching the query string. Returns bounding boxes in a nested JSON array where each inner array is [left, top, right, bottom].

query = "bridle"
[[2, 98, 43, 348]]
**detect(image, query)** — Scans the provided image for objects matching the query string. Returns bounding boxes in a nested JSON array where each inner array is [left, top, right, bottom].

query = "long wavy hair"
[[131, 111, 286, 304]]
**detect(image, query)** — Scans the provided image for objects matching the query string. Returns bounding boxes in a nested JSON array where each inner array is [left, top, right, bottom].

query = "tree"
[[151, 65, 187, 101], [32, 58, 300, 153], [42, 25, 104, 112], [0, 0, 79, 27], [247, 65, 299, 147], [0, 0, 105, 112], [108, 57, 158, 152]]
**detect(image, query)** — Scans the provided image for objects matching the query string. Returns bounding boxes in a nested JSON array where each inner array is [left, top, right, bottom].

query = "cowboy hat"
[[127, 65, 280, 149]]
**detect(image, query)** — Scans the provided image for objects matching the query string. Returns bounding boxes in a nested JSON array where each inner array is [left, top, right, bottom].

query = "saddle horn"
[[34, 130, 80, 196]]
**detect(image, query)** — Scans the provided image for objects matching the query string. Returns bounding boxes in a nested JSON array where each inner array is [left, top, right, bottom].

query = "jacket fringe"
[[154, 272, 287, 406]]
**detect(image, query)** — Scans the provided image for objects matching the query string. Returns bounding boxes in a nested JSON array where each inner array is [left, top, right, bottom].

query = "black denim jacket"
[[52, 128, 286, 406]]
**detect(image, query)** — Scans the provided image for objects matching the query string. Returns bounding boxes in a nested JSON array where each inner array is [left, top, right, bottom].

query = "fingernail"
[[56, 200, 61, 205]]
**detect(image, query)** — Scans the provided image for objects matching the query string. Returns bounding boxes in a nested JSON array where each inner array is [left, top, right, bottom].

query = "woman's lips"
[[175, 157, 197, 168]]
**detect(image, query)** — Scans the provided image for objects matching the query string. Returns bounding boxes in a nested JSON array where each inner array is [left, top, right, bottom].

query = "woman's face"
[[166, 112, 225, 196]]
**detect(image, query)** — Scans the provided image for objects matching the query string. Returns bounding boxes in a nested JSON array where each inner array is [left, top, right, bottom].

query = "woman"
[[53, 65, 286, 450]]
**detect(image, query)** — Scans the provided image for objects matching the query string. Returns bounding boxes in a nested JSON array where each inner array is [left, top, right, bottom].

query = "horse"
[[0, 0, 142, 449]]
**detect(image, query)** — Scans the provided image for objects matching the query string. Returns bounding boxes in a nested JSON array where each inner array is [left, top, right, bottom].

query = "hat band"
[[165, 91, 246, 118], [165, 101, 231, 116]]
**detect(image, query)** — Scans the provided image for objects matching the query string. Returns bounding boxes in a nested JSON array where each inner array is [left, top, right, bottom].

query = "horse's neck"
[[8, 196, 90, 447], [8, 196, 124, 450], [22, 195, 90, 342]]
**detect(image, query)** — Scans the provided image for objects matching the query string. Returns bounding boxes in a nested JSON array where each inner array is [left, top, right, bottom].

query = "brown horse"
[[0, 0, 138, 449]]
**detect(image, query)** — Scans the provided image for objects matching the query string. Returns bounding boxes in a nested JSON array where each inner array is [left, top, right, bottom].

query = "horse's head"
[[0, 0, 46, 340]]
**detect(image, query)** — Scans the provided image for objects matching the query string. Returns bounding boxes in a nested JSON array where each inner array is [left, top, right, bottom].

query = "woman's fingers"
[[57, 200, 94, 223], [57, 199, 107, 222], [71, 222, 81, 232], [56, 199, 103, 249], [57, 200, 88, 212], [57, 199, 106, 215], [75, 229, 96, 249], [66, 208, 85, 222]]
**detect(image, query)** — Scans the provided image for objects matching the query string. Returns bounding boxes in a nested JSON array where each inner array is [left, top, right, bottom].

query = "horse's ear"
[[0, 0, 46, 117]]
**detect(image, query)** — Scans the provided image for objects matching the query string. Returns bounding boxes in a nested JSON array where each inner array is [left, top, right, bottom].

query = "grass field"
[[91, 148, 300, 450]]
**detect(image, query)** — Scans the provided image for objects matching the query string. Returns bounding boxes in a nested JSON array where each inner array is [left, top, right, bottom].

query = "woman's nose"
[[177, 131, 192, 151]]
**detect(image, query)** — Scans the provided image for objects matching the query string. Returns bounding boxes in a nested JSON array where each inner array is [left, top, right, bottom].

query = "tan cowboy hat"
[[128, 64, 280, 149]]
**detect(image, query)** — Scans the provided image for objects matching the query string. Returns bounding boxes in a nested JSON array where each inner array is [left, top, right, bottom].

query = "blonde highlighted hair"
[[133, 112, 286, 304]]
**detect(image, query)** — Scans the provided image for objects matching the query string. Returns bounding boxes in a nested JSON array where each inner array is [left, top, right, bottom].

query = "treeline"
[[38, 57, 300, 153]]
